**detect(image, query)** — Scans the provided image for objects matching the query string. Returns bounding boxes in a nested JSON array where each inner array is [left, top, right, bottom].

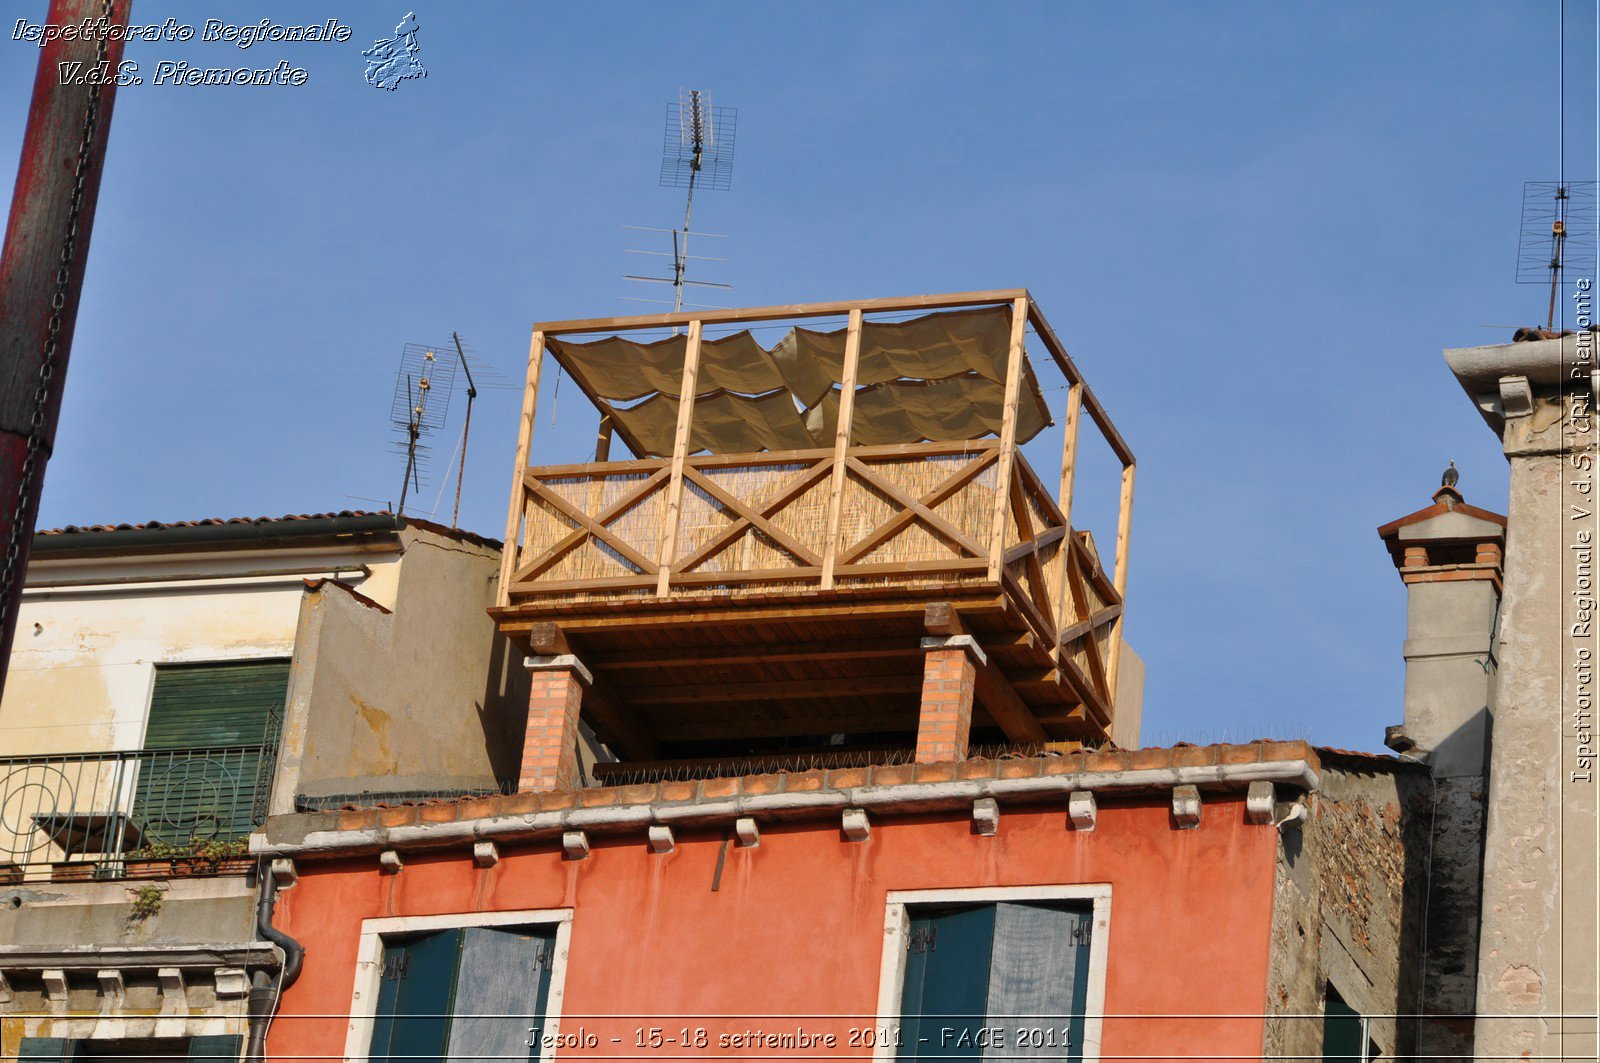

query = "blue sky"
[[3, 2, 1595, 752]]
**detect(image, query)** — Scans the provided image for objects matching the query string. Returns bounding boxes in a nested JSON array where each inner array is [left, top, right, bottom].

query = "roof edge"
[[31, 511, 403, 557]]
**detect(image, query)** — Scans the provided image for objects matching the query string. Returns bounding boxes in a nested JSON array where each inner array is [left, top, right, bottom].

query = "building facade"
[[0, 513, 528, 1060]]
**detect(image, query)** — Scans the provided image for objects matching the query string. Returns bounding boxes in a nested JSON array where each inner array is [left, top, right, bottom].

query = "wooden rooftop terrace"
[[489, 290, 1136, 764]]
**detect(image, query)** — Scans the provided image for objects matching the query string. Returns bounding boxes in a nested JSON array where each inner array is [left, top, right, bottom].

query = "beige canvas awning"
[[550, 305, 1052, 457]]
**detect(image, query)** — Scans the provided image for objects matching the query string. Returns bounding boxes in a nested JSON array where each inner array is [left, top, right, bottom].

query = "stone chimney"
[[1378, 481, 1505, 1060], [1444, 332, 1600, 1061], [1379, 482, 1504, 771]]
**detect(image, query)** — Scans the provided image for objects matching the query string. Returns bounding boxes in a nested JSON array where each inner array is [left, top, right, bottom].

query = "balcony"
[[491, 290, 1135, 764], [0, 745, 270, 881]]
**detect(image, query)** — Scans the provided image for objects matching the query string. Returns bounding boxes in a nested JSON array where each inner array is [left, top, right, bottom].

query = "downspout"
[[246, 866, 304, 1062]]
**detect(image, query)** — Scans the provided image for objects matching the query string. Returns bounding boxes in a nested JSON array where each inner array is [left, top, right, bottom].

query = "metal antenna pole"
[[676, 90, 705, 315], [398, 374, 420, 517], [450, 331, 477, 529], [1548, 187, 1569, 331]]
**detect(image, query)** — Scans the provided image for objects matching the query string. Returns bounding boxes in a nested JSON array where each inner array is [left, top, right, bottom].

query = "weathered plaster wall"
[[1468, 378, 1600, 1059], [273, 526, 530, 808], [1263, 761, 1429, 1061], [0, 545, 400, 756], [268, 795, 1282, 1062]]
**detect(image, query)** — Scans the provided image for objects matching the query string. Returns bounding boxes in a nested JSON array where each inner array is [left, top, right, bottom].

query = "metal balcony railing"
[[0, 744, 272, 880]]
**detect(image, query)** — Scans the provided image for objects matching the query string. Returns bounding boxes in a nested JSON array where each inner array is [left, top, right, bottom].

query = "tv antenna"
[[624, 89, 737, 315], [1517, 181, 1597, 331], [389, 343, 457, 517]]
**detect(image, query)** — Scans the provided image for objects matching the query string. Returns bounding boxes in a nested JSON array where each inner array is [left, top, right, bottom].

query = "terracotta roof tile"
[[36, 510, 386, 536]]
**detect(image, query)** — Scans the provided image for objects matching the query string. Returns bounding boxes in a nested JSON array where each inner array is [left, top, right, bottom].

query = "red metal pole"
[[0, 0, 129, 696]]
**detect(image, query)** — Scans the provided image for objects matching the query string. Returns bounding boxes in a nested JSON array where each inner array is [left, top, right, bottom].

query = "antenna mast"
[[1517, 181, 1597, 332], [388, 343, 457, 518], [450, 331, 477, 529], [624, 89, 737, 317]]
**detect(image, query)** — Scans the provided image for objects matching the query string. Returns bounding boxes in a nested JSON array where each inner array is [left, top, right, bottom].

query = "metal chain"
[[0, 0, 115, 634]]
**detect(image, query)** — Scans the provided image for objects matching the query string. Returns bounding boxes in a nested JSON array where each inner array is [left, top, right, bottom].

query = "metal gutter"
[[31, 513, 403, 557], [251, 758, 1321, 861]]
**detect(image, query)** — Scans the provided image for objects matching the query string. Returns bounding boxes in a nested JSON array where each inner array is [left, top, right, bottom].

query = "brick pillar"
[[519, 655, 589, 792], [916, 636, 982, 763]]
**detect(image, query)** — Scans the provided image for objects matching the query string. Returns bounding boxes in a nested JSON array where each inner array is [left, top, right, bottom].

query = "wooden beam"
[[631, 674, 923, 705], [653, 709, 918, 742], [923, 601, 967, 637], [972, 662, 1048, 744], [1052, 381, 1084, 644], [655, 319, 703, 596], [1056, 603, 1123, 647], [581, 681, 658, 761], [514, 467, 670, 584], [820, 308, 864, 589], [1025, 300, 1135, 466], [837, 451, 996, 565], [1106, 462, 1136, 700], [534, 289, 1029, 335], [592, 637, 924, 672], [680, 466, 823, 567], [498, 331, 545, 608], [1003, 525, 1065, 566], [593, 415, 614, 462], [527, 621, 570, 656], [986, 296, 1029, 580], [493, 592, 1009, 635], [526, 478, 661, 575], [671, 459, 833, 575]]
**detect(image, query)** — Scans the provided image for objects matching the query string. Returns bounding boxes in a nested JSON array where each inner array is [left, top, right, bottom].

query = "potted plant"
[[122, 839, 185, 879]]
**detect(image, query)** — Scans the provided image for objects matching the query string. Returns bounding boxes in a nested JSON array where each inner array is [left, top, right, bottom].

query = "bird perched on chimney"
[[1442, 460, 1459, 488]]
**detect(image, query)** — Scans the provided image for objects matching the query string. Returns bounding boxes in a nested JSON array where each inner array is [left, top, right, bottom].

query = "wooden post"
[[594, 415, 614, 462], [819, 308, 864, 589], [655, 320, 704, 596], [1105, 462, 1136, 698], [498, 331, 545, 608], [986, 296, 1029, 581], [1051, 383, 1084, 653]]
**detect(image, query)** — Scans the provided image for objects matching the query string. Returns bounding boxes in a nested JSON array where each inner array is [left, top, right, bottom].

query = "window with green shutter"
[[369, 925, 559, 1063], [1322, 986, 1373, 1063], [16, 1036, 242, 1060], [131, 661, 288, 848], [898, 902, 1092, 1063]]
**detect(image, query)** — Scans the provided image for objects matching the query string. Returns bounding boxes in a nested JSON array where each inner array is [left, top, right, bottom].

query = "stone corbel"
[[1499, 374, 1534, 419], [1172, 784, 1202, 829]]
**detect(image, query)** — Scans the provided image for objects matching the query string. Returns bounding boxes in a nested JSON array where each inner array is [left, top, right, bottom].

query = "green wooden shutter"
[[142, 661, 289, 749], [369, 929, 464, 1063], [899, 906, 995, 1062], [898, 903, 1092, 1063], [1323, 988, 1365, 1062], [448, 926, 557, 1061], [132, 661, 288, 846], [16, 1039, 73, 1060], [187, 1035, 244, 1061]]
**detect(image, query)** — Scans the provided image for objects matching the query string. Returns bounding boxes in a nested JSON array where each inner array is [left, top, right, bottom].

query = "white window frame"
[[343, 908, 575, 1063], [873, 884, 1112, 1063]]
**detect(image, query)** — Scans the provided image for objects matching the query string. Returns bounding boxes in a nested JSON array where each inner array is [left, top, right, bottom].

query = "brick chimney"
[[1378, 479, 1505, 1061]]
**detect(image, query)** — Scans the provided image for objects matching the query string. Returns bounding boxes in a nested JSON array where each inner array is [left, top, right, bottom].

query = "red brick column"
[[916, 637, 981, 763], [520, 656, 589, 792]]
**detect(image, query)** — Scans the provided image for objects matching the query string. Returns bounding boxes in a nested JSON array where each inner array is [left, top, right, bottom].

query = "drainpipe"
[[246, 867, 304, 1062]]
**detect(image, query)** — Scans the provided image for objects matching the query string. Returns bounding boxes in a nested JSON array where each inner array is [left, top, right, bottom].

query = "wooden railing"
[[501, 442, 1123, 716], [497, 291, 1136, 708]]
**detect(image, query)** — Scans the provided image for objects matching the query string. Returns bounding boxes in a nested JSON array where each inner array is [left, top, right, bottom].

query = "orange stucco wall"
[[268, 794, 1280, 1061]]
